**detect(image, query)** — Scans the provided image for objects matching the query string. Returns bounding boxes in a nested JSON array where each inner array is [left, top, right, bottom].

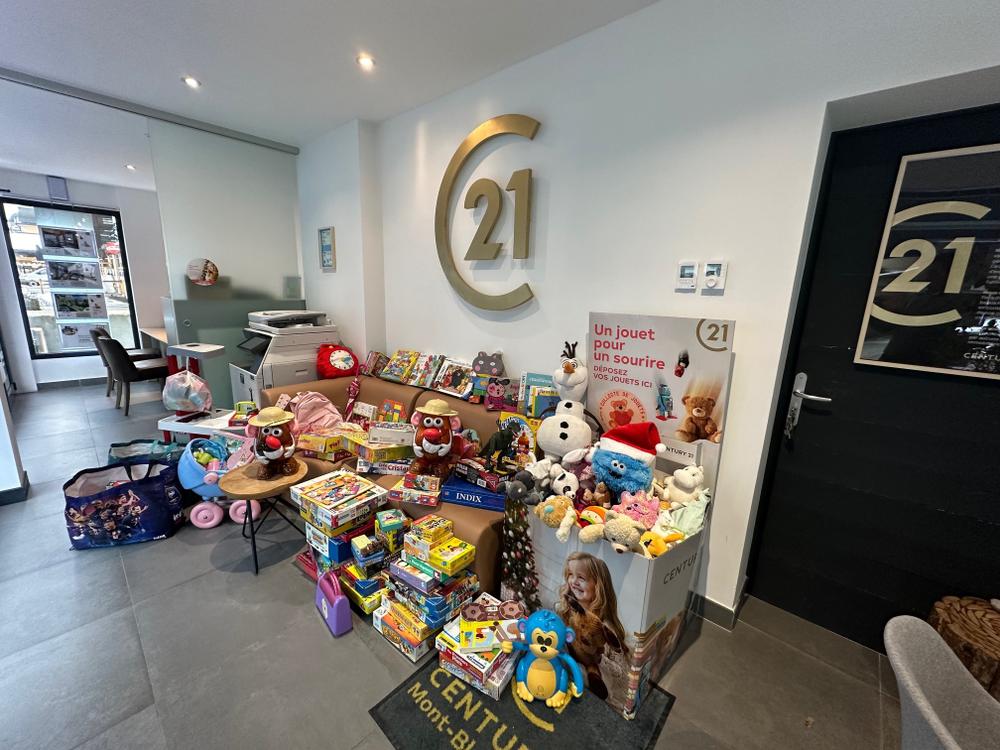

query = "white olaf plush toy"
[[553, 341, 588, 403]]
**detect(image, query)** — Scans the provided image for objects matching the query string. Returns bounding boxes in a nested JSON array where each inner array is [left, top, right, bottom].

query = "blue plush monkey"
[[502, 609, 585, 708]]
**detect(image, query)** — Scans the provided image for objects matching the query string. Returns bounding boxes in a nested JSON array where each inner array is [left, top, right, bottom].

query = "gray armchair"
[[884, 615, 1000, 749]]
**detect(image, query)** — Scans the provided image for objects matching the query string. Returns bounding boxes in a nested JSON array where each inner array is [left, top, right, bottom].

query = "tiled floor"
[[2, 382, 901, 750]]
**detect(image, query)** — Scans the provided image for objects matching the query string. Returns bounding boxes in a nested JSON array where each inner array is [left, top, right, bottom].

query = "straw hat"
[[248, 406, 294, 428], [419, 398, 458, 417]]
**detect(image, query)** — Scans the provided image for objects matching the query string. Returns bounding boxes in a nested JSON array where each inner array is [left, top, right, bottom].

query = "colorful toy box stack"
[[296, 427, 354, 463], [434, 593, 521, 700], [341, 432, 415, 464], [293, 470, 389, 580], [388, 472, 442, 507], [372, 514, 480, 662]]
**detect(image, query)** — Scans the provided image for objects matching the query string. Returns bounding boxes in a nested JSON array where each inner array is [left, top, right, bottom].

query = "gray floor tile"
[[13, 413, 93, 439], [16, 428, 95, 459], [72, 705, 167, 750], [878, 654, 899, 699], [0, 608, 153, 750], [154, 613, 398, 750], [660, 619, 881, 750], [89, 416, 166, 452], [84, 386, 160, 413], [656, 715, 736, 749], [87, 399, 169, 426], [0, 510, 120, 583], [739, 595, 879, 688], [21, 446, 99, 484], [122, 516, 306, 603], [881, 694, 900, 750], [352, 729, 396, 750], [134, 558, 316, 693], [0, 554, 130, 660], [0, 478, 67, 528]]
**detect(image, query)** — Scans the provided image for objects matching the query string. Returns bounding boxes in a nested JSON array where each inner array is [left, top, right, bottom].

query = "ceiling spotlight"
[[356, 54, 375, 72], [125, 164, 136, 171], [182, 75, 201, 89]]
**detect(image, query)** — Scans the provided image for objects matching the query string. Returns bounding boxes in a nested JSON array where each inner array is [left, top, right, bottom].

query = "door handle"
[[784, 372, 830, 439], [792, 389, 832, 404]]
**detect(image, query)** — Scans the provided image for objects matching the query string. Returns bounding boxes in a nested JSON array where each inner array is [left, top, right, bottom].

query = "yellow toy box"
[[410, 514, 453, 545], [429, 536, 476, 576], [341, 433, 415, 463]]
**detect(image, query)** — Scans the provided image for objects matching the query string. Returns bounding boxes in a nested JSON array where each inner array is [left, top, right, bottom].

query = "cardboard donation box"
[[500, 312, 735, 719], [525, 513, 702, 719]]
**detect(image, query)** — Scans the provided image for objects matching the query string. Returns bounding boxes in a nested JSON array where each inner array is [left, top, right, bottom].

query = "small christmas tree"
[[501, 498, 541, 612]]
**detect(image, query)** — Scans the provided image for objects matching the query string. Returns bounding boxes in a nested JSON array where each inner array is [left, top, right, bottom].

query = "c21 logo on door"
[[856, 143, 1000, 381], [434, 115, 539, 311]]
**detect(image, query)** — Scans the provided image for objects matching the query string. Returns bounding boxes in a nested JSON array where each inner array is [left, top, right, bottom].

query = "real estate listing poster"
[[40, 227, 97, 258], [45, 259, 103, 289], [52, 292, 108, 320], [58, 323, 102, 349]]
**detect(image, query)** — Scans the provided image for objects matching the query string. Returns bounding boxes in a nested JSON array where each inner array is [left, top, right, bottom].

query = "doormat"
[[369, 656, 674, 750]]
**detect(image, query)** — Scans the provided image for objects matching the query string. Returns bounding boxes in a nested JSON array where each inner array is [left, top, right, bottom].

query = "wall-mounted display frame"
[[856, 143, 1000, 380], [1, 198, 139, 359], [318, 226, 335, 272]]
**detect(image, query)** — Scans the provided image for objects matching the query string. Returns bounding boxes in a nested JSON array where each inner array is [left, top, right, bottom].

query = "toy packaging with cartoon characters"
[[63, 461, 185, 549]]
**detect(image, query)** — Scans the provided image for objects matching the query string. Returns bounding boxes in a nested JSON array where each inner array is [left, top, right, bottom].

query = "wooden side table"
[[929, 596, 1000, 700], [219, 460, 308, 575]]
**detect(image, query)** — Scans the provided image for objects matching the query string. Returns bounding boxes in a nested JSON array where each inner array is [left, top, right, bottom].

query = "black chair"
[[96, 336, 168, 416], [89, 327, 160, 397]]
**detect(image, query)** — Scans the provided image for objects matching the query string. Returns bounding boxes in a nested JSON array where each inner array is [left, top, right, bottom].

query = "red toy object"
[[317, 344, 359, 379], [409, 399, 476, 477]]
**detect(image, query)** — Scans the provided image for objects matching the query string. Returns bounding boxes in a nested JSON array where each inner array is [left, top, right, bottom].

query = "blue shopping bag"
[[63, 461, 184, 549]]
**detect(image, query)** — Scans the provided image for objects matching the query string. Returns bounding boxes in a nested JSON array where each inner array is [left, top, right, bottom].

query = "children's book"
[[432, 358, 474, 399], [484, 377, 518, 412], [517, 372, 554, 414], [467, 374, 489, 405], [381, 349, 420, 383], [362, 351, 389, 377], [527, 385, 560, 418], [497, 412, 541, 467], [348, 401, 376, 431], [406, 354, 444, 388]]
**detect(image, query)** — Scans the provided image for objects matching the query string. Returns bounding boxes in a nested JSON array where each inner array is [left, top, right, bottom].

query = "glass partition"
[[1, 199, 139, 358]]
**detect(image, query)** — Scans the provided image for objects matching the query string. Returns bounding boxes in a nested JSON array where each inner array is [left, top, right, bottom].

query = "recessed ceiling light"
[[182, 75, 201, 89], [356, 54, 375, 72], [124, 164, 136, 171]]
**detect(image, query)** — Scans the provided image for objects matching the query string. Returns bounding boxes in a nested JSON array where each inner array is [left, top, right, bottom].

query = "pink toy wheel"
[[229, 500, 261, 524], [190, 502, 225, 529]]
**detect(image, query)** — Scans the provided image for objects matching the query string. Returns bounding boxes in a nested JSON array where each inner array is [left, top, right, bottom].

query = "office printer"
[[230, 310, 340, 405]]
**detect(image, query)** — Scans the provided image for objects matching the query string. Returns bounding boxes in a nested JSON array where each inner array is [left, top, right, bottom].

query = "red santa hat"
[[598, 422, 666, 467]]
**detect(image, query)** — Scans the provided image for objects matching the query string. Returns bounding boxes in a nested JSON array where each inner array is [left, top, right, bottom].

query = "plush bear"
[[676, 395, 719, 443], [581, 481, 611, 509], [472, 351, 506, 377], [611, 490, 659, 529], [662, 464, 706, 508], [578, 510, 645, 554], [533, 495, 577, 542]]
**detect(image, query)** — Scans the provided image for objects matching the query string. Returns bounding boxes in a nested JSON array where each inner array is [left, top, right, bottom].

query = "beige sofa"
[[261, 375, 505, 593]]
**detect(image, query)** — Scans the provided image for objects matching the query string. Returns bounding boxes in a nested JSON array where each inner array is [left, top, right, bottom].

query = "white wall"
[[148, 121, 299, 301], [0, 166, 169, 387], [297, 120, 385, 354], [356, 0, 1000, 612]]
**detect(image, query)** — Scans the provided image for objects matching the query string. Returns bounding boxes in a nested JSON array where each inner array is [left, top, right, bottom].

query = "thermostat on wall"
[[676, 260, 698, 291], [702, 259, 728, 292]]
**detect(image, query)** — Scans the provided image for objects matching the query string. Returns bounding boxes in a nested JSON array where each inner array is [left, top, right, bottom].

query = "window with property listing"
[[1, 198, 139, 358]]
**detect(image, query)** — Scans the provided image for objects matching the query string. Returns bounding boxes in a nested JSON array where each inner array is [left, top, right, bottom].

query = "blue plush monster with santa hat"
[[589, 422, 665, 498]]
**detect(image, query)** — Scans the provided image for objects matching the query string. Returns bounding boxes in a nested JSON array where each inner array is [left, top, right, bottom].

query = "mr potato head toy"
[[248, 406, 299, 480]]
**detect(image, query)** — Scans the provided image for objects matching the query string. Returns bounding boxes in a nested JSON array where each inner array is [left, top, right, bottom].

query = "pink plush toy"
[[611, 490, 659, 530]]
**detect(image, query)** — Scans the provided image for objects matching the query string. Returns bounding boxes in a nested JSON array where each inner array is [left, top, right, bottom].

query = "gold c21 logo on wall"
[[435, 114, 539, 311]]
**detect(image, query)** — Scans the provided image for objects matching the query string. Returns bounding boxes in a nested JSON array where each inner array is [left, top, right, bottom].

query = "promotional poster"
[[856, 144, 1000, 380], [587, 312, 735, 492], [52, 292, 108, 320]]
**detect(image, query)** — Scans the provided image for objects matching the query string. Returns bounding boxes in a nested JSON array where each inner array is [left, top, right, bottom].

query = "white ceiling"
[[0, 80, 155, 190], [0, 0, 655, 146]]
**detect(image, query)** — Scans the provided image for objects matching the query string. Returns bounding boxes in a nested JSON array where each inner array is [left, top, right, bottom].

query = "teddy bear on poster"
[[676, 395, 721, 443]]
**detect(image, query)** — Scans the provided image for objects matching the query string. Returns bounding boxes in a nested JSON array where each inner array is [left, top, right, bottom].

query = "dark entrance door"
[[748, 104, 1000, 651]]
